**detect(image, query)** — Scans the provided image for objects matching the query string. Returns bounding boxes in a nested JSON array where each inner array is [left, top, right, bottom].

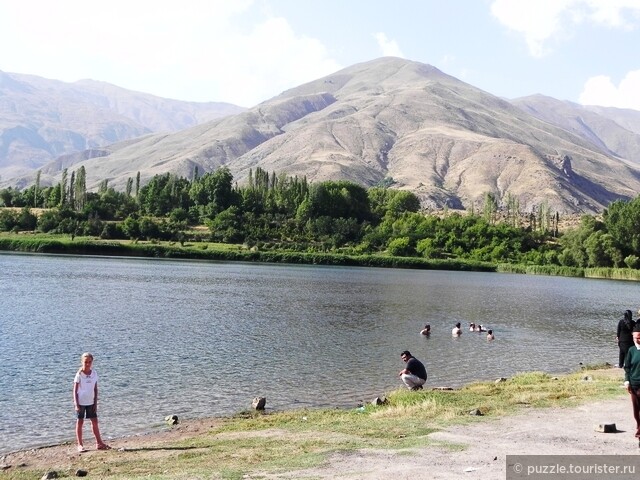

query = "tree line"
[[1, 166, 639, 269]]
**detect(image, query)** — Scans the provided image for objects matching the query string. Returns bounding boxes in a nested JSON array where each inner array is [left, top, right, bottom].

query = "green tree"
[[122, 216, 141, 240], [557, 216, 599, 267], [387, 236, 414, 256], [69, 170, 75, 209], [625, 255, 640, 269], [416, 237, 440, 258], [189, 167, 237, 219], [139, 217, 160, 240], [125, 177, 133, 197], [37, 210, 62, 232], [384, 190, 421, 218], [47, 184, 62, 208], [74, 166, 87, 211], [208, 206, 244, 243], [482, 192, 497, 224], [307, 181, 370, 221], [17, 207, 37, 231], [34, 170, 41, 208], [0, 209, 19, 231], [60, 168, 68, 207], [603, 198, 640, 257]]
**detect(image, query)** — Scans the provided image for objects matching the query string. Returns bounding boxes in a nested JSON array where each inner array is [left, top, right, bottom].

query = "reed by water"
[[4, 233, 640, 280]]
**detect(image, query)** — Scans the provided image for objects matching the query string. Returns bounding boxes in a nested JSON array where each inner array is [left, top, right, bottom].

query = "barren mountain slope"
[[511, 94, 640, 162], [40, 92, 337, 189], [11, 58, 640, 214], [231, 58, 640, 213], [0, 71, 244, 177]]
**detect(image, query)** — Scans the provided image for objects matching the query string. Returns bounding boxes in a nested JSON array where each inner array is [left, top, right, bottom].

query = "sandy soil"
[[266, 395, 635, 480], [1, 394, 635, 479]]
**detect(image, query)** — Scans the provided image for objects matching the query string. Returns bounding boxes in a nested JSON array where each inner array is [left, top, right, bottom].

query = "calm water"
[[0, 252, 636, 453]]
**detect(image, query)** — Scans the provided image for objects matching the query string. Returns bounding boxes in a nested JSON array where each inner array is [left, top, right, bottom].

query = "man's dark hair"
[[401, 350, 411, 357], [633, 324, 640, 333]]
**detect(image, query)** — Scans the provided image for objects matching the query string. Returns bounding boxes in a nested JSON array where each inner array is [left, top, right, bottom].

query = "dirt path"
[[1, 395, 635, 479], [258, 395, 635, 479]]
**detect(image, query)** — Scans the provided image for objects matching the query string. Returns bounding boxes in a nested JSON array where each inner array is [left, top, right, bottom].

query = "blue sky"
[[1, 0, 639, 110]]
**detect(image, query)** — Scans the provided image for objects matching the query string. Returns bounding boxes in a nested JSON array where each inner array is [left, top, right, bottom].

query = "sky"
[[1, 0, 640, 110]]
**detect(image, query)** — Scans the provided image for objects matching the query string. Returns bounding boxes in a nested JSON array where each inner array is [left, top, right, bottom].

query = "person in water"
[[618, 309, 636, 368], [451, 322, 462, 336], [399, 350, 427, 391], [486, 329, 495, 340], [469, 323, 476, 332], [420, 324, 431, 336]]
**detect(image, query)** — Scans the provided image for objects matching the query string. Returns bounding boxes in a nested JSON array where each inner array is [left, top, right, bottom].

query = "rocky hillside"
[[0, 71, 244, 181], [510, 94, 640, 163], [4, 58, 640, 214]]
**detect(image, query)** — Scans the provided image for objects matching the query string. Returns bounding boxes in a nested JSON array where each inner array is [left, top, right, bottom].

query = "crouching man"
[[399, 350, 427, 391]]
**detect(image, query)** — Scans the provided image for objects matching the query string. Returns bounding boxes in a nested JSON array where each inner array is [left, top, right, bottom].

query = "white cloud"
[[490, 0, 574, 57], [585, 0, 640, 28], [490, 0, 640, 57], [579, 70, 640, 109], [182, 16, 342, 106], [374, 33, 405, 58], [0, 0, 341, 106]]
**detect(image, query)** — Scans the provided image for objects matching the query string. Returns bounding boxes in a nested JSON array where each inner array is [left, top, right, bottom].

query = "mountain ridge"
[[0, 70, 245, 181], [3, 57, 640, 214]]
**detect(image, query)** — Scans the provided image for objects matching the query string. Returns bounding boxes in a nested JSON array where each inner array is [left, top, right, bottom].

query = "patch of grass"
[[580, 361, 615, 370], [585, 267, 640, 281], [497, 263, 640, 282], [3, 368, 623, 479], [497, 263, 585, 277]]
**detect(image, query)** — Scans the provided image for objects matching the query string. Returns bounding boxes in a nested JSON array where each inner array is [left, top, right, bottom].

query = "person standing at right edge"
[[618, 309, 636, 368], [624, 325, 640, 445]]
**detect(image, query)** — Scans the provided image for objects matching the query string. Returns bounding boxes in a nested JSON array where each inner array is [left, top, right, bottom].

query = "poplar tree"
[[60, 168, 68, 207], [74, 167, 86, 211], [34, 170, 41, 208], [538, 200, 550, 233], [69, 171, 75, 208], [482, 192, 497, 224]]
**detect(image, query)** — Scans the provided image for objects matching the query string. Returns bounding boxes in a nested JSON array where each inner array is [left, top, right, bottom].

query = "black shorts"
[[76, 405, 97, 419]]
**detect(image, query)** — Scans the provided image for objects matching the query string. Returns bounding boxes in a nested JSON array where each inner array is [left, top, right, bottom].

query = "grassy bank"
[[5, 233, 640, 280], [3, 367, 623, 480], [0, 233, 496, 272]]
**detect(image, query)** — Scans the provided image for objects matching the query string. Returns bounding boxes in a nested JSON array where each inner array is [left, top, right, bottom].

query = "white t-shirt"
[[74, 370, 98, 406]]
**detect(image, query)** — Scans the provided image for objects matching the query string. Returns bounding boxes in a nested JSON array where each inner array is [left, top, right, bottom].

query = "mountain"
[[4, 58, 640, 214], [510, 94, 640, 162], [0, 71, 245, 182]]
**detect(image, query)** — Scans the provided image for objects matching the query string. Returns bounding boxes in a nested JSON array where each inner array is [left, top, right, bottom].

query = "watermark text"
[[507, 455, 639, 479]]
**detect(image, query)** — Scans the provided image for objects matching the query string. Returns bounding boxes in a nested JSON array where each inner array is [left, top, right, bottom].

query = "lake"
[[0, 252, 634, 454]]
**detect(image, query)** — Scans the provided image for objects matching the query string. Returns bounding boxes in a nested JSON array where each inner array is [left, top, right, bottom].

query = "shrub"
[[387, 237, 414, 257], [624, 255, 640, 269]]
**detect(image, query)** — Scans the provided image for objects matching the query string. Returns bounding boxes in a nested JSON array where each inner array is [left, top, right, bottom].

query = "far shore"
[[3, 233, 640, 281]]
